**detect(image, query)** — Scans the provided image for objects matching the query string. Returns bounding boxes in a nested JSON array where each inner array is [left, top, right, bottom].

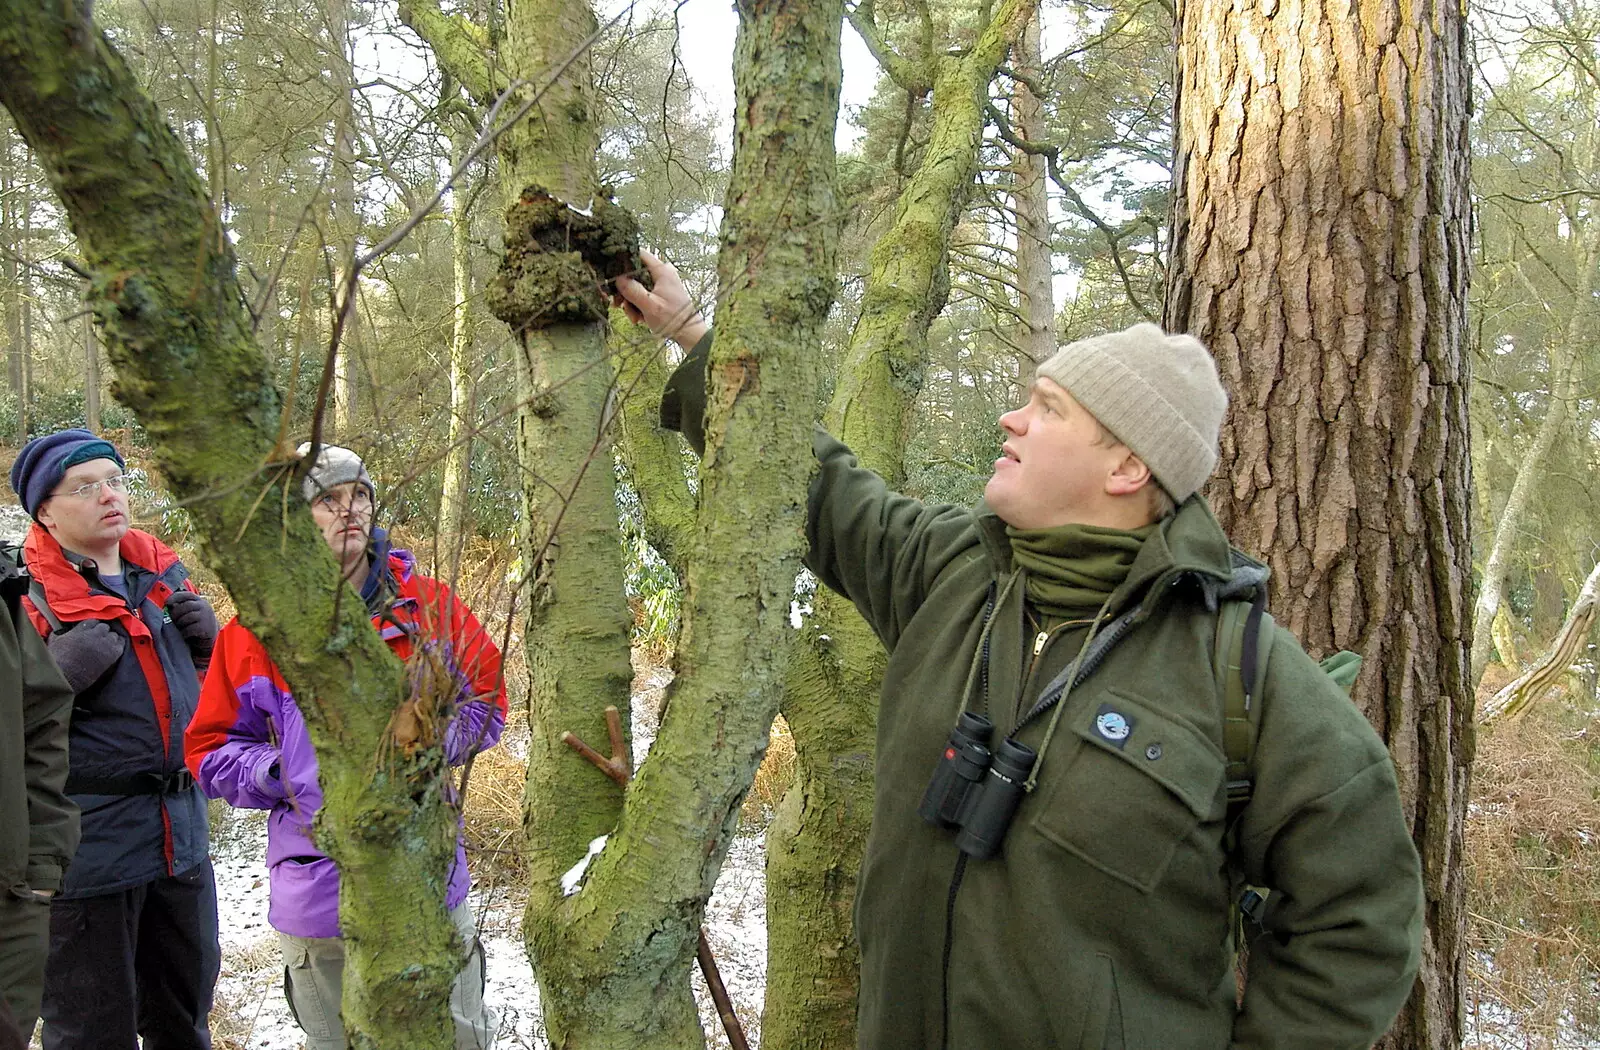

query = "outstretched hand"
[[614, 250, 710, 349]]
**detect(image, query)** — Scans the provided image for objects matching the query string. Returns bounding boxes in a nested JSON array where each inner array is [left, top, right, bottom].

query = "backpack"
[[1214, 591, 1362, 930], [2, 541, 65, 633]]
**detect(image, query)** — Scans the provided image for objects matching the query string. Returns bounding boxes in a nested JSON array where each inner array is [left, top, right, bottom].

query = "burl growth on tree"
[[486, 185, 651, 331]]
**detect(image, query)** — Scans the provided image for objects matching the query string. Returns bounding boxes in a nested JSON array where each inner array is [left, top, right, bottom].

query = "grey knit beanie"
[[296, 441, 375, 503], [1035, 323, 1227, 503]]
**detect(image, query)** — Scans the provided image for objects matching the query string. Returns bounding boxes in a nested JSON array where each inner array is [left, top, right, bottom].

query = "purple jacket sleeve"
[[443, 698, 505, 767], [188, 663, 287, 811]]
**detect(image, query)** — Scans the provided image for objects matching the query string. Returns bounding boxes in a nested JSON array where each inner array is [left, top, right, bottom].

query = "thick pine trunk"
[[1165, 1, 1474, 1047], [762, 4, 1034, 1047], [0, 7, 463, 1047]]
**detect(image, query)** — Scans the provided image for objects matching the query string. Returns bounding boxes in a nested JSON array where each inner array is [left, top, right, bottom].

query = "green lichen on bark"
[[0, 7, 459, 1047], [611, 315, 695, 578], [485, 185, 650, 331], [761, 2, 1035, 1047]]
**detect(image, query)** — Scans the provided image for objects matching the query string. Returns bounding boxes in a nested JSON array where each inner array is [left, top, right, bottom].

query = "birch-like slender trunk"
[[1470, 340, 1579, 685], [1010, 10, 1054, 367], [84, 293, 100, 433], [1479, 555, 1600, 725], [437, 108, 477, 584], [327, 0, 360, 437], [1470, 132, 1600, 686], [404, 0, 842, 1042]]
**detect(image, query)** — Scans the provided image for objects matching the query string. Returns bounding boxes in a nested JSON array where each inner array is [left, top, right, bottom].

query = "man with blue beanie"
[[8, 429, 220, 1050]]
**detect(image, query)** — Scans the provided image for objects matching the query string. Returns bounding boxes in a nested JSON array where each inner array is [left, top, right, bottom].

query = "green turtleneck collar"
[[1006, 521, 1159, 620]]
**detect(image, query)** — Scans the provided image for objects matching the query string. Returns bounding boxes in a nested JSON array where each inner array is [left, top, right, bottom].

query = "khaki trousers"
[[279, 900, 493, 1050]]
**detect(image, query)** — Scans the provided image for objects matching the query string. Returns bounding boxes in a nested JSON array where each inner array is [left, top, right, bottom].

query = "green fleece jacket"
[[662, 336, 1422, 1049], [805, 433, 1422, 1050], [0, 549, 78, 897]]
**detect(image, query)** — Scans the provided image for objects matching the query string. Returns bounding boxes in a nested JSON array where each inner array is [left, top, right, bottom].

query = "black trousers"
[[39, 860, 219, 1050]]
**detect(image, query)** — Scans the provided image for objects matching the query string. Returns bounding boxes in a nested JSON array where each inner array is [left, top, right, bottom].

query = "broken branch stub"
[[485, 185, 651, 332]]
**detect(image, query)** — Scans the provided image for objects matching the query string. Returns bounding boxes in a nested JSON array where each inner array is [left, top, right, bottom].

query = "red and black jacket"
[[23, 526, 208, 898]]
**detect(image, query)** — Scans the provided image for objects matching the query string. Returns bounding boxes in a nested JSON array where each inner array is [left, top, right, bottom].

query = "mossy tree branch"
[[397, 0, 509, 107], [0, 5, 459, 1048], [611, 320, 695, 578]]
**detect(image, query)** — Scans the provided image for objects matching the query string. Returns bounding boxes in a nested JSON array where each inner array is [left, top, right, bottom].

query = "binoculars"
[[917, 712, 1036, 860]]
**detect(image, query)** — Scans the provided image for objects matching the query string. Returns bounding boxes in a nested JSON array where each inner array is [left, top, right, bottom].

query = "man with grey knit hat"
[[187, 441, 506, 1049], [621, 254, 1423, 1050]]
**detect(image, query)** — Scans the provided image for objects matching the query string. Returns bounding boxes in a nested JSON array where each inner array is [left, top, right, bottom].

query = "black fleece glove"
[[46, 620, 127, 693], [166, 590, 218, 662]]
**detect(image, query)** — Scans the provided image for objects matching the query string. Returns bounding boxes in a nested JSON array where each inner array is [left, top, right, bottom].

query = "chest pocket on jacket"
[[1030, 689, 1224, 893]]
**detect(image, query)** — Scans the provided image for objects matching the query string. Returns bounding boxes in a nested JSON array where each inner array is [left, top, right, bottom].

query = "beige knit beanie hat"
[[1035, 323, 1227, 503]]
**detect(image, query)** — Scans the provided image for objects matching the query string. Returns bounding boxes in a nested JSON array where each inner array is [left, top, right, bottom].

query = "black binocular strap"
[[939, 851, 970, 1050]]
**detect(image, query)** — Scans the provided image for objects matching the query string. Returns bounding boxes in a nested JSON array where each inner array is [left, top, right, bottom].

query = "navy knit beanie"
[[9, 429, 126, 519]]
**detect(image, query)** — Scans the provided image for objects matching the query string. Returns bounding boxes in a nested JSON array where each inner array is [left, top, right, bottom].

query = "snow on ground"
[[209, 807, 770, 1049], [208, 660, 771, 1049]]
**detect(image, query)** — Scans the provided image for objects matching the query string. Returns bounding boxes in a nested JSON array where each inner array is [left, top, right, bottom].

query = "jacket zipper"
[[1016, 618, 1085, 720]]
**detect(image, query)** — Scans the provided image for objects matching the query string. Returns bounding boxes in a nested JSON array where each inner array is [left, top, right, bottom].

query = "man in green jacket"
[[618, 254, 1423, 1050], [0, 546, 78, 1042]]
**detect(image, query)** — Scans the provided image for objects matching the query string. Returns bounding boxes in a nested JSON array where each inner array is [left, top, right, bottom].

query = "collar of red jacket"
[[24, 524, 183, 621]]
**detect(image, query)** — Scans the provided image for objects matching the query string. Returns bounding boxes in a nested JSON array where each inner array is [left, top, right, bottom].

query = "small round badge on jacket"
[[1094, 705, 1134, 749]]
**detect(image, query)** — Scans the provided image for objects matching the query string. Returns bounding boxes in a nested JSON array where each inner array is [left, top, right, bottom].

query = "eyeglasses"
[[52, 473, 129, 501]]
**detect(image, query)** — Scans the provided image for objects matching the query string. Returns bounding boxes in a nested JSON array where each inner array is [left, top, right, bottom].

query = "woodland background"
[[0, 0, 1597, 1047]]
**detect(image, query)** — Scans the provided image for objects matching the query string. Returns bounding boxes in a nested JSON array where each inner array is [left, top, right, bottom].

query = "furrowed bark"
[[0, 6, 459, 1047], [1166, 0, 1474, 1046], [763, 2, 1034, 1046]]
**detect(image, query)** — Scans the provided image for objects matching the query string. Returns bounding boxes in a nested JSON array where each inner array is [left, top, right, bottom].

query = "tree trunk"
[[0, 9, 464, 1047], [1, 126, 22, 431], [327, 0, 360, 438], [612, 320, 695, 578], [1010, 10, 1053, 367], [18, 157, 30, 441], [396, 0, 643, 1036], [1472, 168, 1600, 687], [1165, 1, 1474, 1047], [762, 3, 1034, 1047], [1479, 555, 1600, 725], [438, 107, 478, 584], [1490, 604, 1521, 677], [1470, 343, 1577, 686], [407, 0, 843, 1043], [84, 286, 100, 433]]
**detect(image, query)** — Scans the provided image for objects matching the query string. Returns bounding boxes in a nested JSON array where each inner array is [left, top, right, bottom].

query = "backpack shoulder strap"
[[13, 544, 65, 636], [1214, 593, 1273, 825]]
